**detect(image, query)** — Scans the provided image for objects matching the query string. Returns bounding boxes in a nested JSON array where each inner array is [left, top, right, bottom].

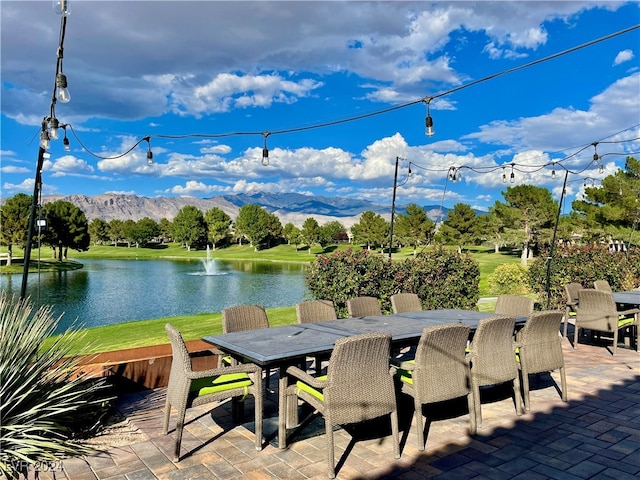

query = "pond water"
[[0, 258, 309, 333]]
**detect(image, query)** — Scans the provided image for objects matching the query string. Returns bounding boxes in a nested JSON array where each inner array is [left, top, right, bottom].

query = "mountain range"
[[38, 192, 450, 228]]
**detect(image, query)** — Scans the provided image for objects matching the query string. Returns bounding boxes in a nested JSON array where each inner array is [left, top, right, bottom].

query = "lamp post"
[[388, 156, 400, 259], [545, 169, 569, 309], [20, 147, 47, 299]]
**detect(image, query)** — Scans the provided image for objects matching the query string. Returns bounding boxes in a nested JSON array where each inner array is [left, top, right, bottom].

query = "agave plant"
[[0, 292, 113, 479]]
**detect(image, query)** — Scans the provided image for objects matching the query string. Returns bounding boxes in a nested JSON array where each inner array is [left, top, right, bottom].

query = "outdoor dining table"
[[202, 309, 526, 448], [613, 290, 640, 308]]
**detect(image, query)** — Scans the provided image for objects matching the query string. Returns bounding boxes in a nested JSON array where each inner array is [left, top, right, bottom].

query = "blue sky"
[[1, 1, 639, 214]]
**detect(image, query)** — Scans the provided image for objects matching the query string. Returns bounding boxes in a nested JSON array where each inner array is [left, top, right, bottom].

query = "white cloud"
[[613, 49, 634, 66]]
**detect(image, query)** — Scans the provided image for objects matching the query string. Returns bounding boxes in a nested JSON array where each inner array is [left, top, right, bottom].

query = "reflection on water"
[[0, 258, 309, 333]]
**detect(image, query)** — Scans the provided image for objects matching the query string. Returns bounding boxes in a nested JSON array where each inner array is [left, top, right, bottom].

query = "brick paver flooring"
[[49, 332, 640, 479]]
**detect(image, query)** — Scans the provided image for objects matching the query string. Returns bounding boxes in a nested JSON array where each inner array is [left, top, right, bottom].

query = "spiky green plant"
[[0, 292, 113, 479]]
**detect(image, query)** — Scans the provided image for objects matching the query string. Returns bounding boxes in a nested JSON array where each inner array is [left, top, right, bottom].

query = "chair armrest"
[[285, 365, 326, 388], [617, 308, 640, 317], [185, 362, 261, 380]]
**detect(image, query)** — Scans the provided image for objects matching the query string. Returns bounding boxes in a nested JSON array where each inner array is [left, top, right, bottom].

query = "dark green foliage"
[[528, 244, 640, 309], [305, 246, 480, 317], [0, 293, 113, 480]]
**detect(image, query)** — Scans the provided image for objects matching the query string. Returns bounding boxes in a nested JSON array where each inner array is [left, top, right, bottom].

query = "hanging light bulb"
[[48, 117, 60, 140], [53, 0, 71, 16], [39, 130, 50, 150], [457, 170, 462, 182], [551, 164, 556, 179], [63, 136, 70, 152], [502, 167, 507, 183], [407, 166, 412, 177], [510, 165, 515, 183], [599, 162, 604, 174], [424, 101, 434, 137], [262, 132, 270, 166], [55, 73, 71, 103], [145, 137, 153, 166]]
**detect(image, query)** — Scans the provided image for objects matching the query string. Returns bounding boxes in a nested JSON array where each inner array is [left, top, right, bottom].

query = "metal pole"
[[389, 156, 399, 259], [545, 169, 569, 309], [20, 146, 46, 299]]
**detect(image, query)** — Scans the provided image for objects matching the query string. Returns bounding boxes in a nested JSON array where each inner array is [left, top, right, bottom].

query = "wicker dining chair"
[[296, 300, 338, 373], [390, 293, 422, 314], [575, 289, 639, 355], [564, 282, 582, 338], [515, 311, 567, 411], [222, 305, 272, 388], [466, 315, 523, 433], [392, 323, 473, 449], [163, 323, 263, 461], [593, 280, 613, 293], [494, 295, 535, 317], [283, 332, 400, 479], [346, 296, 382, 317]]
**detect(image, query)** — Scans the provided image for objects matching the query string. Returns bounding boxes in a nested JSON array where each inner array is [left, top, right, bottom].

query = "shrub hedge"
[[527, 244, 640, 309], [305, 246, 480, 317]]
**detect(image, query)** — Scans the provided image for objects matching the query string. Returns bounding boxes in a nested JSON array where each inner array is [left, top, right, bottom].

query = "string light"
[[145, 136, 153, 165], [55, 73, 71, 103], [510, 164, 515, 183], [48, 116, 60, 140], [502, 166, 507, 183], [424, 98, 434, 137], [53, 0, 71, 16], [63, 126, 71, 152], [262, 132, 271, 166], [551, 163, 556, 179]]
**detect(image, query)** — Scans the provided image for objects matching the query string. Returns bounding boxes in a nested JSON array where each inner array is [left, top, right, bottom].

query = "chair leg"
[[559, 366, 568, 402], [173, 410, 187, 462], [472, 383, 482, 431], [413, 397, 425, 450], [520, 370, 531, 412], [390, 410, 400, 459], [513, 375, 524, 415], [162, 397, 171, 434], [612, 330, 618, 356], [563, 309, 569, 338], [573, 324, 579, 350], [326, 420, 336, 479], [467, 392, 476, 435]]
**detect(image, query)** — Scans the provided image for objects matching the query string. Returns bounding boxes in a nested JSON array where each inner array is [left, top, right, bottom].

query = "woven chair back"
[[412, 323, 471, 402], [390, 293, 422, 314], [346, 296, 382, 317], [324, 332, 395, 425], [494, 295, 534, 317], [296, 300, 337, 324], [516, 311, 564, 373], [468, 315, 517, 386], [222, 304, 269, 333]]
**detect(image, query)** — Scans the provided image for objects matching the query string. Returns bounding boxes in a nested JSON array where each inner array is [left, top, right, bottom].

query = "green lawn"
[[5, 242, 515, 354]]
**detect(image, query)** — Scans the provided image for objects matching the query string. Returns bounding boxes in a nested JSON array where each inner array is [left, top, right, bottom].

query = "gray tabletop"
[[614, 291, 640, 308], [203, 309, 518, 368]]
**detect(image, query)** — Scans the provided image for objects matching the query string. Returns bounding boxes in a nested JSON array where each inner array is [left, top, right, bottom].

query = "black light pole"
[[545, 169, 569, 309], [20, 146, 47, 299], [388, 156, 400, 259]]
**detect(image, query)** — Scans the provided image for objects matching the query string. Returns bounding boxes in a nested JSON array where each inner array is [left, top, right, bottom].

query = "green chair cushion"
[[296, 375, 327, 401], [191, 372, 252, 397], [618, 317, 635, 328], [394, 359, 415, 385]]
